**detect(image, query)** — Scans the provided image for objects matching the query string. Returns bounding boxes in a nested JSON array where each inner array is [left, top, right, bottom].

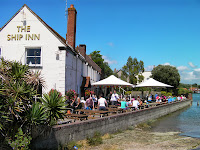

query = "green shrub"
[[86, 131, 102, 146], [6, 128, 32, 150], [161, 91, 167, 95], [125, 91, 132, 95], [178, 88, 189, 95], [161, 91, 172, 96], [166, 92, 172, 96]]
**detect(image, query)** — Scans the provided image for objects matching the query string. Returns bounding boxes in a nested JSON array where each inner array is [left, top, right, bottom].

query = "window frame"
[[25, 47, 42, 67]]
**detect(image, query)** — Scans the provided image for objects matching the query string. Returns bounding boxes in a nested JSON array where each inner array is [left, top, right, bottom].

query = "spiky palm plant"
[[40, 89, 66, 125], [0, 58, 46, 147]]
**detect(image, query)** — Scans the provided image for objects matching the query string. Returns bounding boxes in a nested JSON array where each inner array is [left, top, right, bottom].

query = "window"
[[26, 48, 41, 66]]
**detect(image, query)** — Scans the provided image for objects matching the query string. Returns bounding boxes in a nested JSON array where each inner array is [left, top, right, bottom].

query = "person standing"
[[107, 91, 112, 105], [92, 94, 98, 108], [98, 94, 107, 111], [110, 90, 119, 106]]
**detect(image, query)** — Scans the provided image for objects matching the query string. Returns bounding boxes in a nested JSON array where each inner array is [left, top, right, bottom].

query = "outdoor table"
[[65, 114, 88, 122], [75, 109, 109, 118], [148, 103, 158, 107], [109, 105, 118, 108], [127, 106, 136, 111], [107, 108, 125, 113]]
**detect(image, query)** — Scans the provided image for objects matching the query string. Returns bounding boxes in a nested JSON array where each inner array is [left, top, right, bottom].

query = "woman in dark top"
[[75, 94, 82, 110]]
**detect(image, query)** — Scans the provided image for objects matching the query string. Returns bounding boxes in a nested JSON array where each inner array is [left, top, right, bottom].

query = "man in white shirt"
[[98, 94, 107, 111], [132, 99, 140, 110], [110, 90, 119, 105]]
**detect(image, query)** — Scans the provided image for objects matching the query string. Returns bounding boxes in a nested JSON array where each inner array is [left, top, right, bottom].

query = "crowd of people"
[[65, 91, 187, 113]]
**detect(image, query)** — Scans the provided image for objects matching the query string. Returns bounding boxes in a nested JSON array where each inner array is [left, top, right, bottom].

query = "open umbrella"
[[91, 75, 134, 87], [136, 78, 173, 88]]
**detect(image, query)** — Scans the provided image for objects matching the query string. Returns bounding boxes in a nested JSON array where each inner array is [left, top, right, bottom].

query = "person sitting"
[[138, 99, 143, 109], [98, 94, 107, 111], [75, 95, 82, 110], [85, 96, 94, 110], [70, 94, 78, 113], [148, 94, 152, 102], [132, 99, 140, 110], [120, 98, 127, 110], [80, 97, 86, 108]]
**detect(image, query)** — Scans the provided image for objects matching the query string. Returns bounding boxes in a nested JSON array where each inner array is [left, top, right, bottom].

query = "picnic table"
[[109, 105, 118, 108], [75, 109, 109, 118], [107, 108, 125, 113], [65, 114, 88, 122]]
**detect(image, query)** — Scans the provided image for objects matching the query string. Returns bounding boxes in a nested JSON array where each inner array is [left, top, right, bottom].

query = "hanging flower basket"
[[65, 89, 76, 100]]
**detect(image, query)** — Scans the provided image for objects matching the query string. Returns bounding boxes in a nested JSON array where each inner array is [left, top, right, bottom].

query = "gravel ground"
[[78, 125, 200, 150]]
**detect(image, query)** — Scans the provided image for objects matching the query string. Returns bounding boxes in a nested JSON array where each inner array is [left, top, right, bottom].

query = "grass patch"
[[135, 120, 156, 131], [86, 131, 103, 146], [64, 141, 83, 150], [127, 126, 134, 130], [102, 133, 113, 140], [113, 129, 123, 135]]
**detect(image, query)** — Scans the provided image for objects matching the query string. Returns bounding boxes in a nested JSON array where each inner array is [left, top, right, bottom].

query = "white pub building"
[[0, 4, 101, 96]]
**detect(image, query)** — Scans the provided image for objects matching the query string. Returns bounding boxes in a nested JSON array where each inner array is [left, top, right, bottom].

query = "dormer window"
[[26, 48, 41, 66]]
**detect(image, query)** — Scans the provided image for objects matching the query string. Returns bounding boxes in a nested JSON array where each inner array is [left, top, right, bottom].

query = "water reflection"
[[151, 94, 200, 138]]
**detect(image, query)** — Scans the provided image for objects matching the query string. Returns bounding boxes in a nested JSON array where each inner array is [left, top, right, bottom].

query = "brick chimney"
[[67, 4, 77, 50], [78, 44, 86, 59]]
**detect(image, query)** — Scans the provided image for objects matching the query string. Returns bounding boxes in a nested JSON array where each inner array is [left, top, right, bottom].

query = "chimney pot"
[[70, 4, 74, 8]]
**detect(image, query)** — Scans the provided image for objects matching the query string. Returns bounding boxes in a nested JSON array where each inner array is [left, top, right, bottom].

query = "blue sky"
[[1, 0, 200, 84]]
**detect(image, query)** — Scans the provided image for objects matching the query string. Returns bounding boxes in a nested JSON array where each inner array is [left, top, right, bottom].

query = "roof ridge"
[[0, 4, 26, 32], [0, 4, 72, 51]]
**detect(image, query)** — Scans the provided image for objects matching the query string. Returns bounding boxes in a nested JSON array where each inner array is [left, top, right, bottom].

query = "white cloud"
[[180, 70, 200, 84], [145, 65, 154, 71], [194, 68, 200, 72], [188, 62, 196, 68], [177, 66, 189, 71], [102, 55, 117, 65], [180, 71, 195, 81], [108, 42, 114, 47], [163, 62, 171, 66]]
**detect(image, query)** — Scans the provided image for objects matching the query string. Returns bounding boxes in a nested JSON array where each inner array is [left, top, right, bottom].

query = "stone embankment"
[[32, 99, 191, 150]]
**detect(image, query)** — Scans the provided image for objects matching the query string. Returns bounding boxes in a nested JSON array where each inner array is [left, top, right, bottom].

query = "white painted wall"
[[0, 6, 66, 95], [0, 5, 101, 97]]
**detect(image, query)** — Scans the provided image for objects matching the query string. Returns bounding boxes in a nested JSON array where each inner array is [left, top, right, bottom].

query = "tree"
[[121, 56, 144, 84], [90, 51, 113, 79], [151, 65, 180, 89]]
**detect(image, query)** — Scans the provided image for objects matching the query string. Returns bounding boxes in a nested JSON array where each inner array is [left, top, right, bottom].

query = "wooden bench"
[[107, 108, 125, 113], [66, 114, 88, 122], [75, 109, 109, 118], [109, 105, 118, 108]]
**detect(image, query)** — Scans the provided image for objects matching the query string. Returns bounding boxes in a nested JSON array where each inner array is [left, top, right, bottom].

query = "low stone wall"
[[32, 100, 191, 150]]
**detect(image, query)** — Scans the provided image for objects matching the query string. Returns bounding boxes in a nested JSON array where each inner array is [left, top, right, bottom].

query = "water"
[[151, 94, 200, 138]]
